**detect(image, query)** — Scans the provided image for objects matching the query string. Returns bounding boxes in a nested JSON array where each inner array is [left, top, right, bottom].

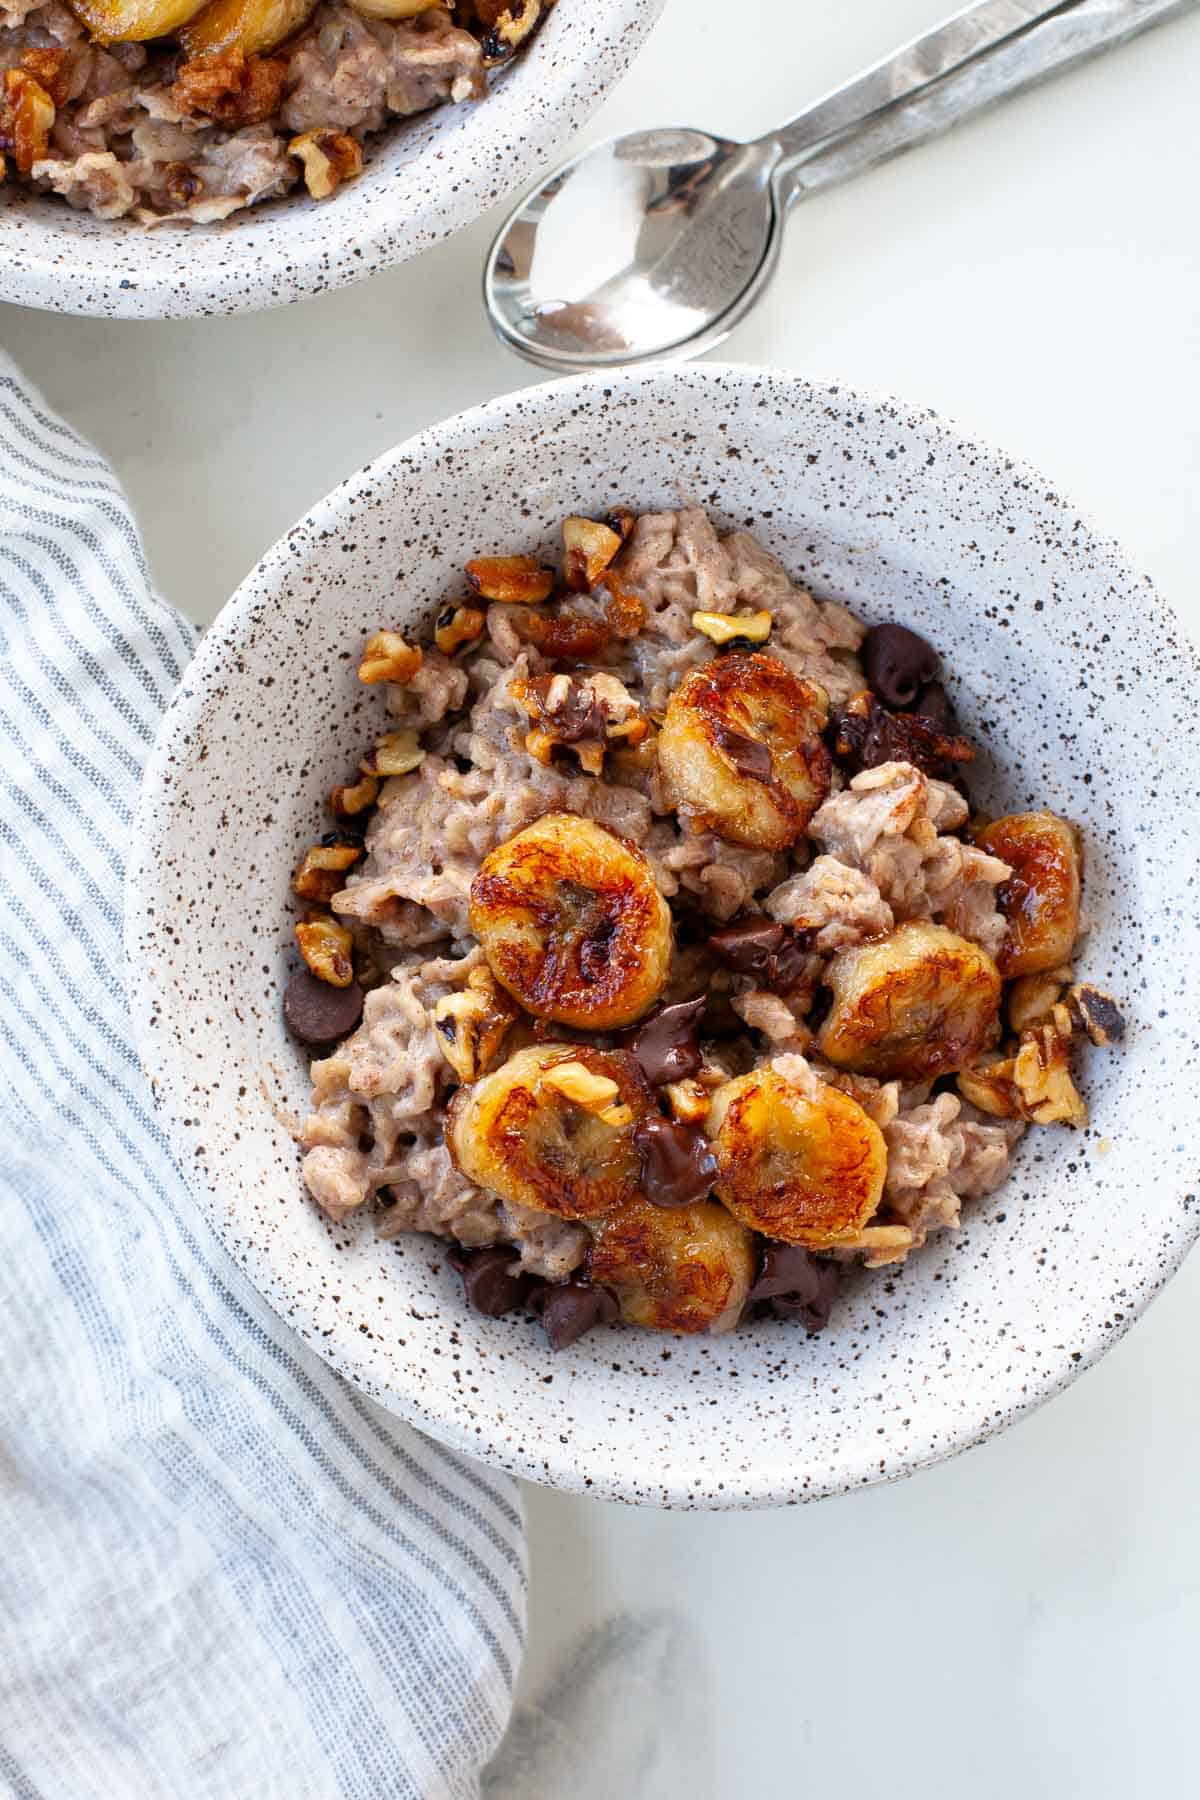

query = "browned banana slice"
[[588, 1198, 754, 1334], [446, 1043, 653, 1221], [708, 1061, 886, 1248], [178, 0, 314, 55], [975, 810, 1081, 977], [657, 651, 830, 849], [469, 812, 672, 1030], [818, 920, 1002, 1079], [71, 0, 209, 41]]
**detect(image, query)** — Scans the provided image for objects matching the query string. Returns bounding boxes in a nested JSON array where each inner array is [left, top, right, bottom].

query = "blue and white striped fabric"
[[0, 355, 526, 1800]]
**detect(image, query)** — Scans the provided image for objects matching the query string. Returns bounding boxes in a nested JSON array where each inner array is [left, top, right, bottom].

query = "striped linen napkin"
[[0, 356, 526, 1799]]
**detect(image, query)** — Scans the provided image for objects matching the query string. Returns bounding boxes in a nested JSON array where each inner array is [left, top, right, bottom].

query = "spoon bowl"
[[484, 127, 785, 369]]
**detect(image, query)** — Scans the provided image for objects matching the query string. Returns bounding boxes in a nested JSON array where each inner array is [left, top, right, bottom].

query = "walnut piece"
[[1066, 982, 1126, 1048], [465, 553, 555, 604], [295, 916, 354, 987], [665, 1078, 710, 1124], [328, 772, 379, 818], [433, 604, 486, 656], [511, 668, 647, 777], [359, 730, 426, 778], [293, 842, 362, 902], [478, 0, 541, 60], [3, 69, 55, 176], [562, 516, 623, 592], [542, 1060, 621, 1113], [692, 608, 772, 646], [1007, 965, 1073, 1033], [1013, 1021, 1088, 1126], [432, 967, 518, 1083], [289, 128, 363, 200], [19, 47, 70, 107], [357, 630, 422, 685], [959, 1016, 1087, 1127], [171, 49, 288, 128]]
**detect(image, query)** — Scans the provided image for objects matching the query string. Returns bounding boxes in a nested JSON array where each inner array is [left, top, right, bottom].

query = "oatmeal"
[[285, 505, 1125, 1349], [3, 0, 550, 222]]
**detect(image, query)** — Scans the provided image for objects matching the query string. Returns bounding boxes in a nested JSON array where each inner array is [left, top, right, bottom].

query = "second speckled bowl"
[[0, 0, 664, 319], [125, 364, 1200, 1507]]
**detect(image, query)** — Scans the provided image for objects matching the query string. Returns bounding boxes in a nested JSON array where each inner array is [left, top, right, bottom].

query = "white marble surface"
[[6, 1, 1198, 1794]]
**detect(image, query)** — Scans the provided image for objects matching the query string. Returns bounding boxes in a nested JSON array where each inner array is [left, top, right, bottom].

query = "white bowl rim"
[[126, 361, 1200, 1506], [0, 0, 664, 319]]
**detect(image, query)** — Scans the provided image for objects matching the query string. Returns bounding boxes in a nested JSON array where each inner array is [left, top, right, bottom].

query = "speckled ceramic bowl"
[[126, 364, 1200, 1508], [0, 0, 663, 318]]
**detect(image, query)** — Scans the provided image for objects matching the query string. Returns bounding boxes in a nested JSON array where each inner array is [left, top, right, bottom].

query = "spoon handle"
[[779, 0, 1195, 203], [772, 0, 1074, 169]]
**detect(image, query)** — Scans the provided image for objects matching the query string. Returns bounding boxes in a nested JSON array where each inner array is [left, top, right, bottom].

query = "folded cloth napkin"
[[0, 356, 525, 1800]]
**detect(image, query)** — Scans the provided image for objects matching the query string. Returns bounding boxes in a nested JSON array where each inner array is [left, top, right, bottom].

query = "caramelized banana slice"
[[470, 812, 672, 1030], [179, 0, 315, 56], [708, 1061, 886, 1248], [446, 1043, 653, 1221], [71, 0, 209, 42], [975, 810, 1081, 977], [818, 920, 1001, 1079], [658, 651, 830, 849], [588, 1198, 754, 1334]]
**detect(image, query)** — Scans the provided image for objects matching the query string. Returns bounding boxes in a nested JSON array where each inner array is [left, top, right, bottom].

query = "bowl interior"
[[0, 0, 663, 318], [127, 365, 1200, 1506]]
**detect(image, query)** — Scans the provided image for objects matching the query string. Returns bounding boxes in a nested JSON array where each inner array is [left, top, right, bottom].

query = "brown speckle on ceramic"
[[0, 0, 664, 319], [124, 366, 1200, 1508]]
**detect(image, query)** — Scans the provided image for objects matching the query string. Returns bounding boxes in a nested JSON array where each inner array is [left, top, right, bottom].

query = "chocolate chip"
[[830, 690, 974, 782], [456, 1246, 532, 1318], [863, 623, 940, 709], [283, 969, 364, 1047], [634, 1115, 717, 1209], [623, 997, 705, 1086], [707, 916, 785, 975], [910, 679, 956, 731], [708, 916, 810, 992], [711, 723, 774, 783], [535, 1280, 620, 1350], [749, 1241, 839, 1333]]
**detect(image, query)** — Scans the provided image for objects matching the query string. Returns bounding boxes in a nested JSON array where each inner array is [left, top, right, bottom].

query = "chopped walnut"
[[295, 916, 354, 987], [959, 1018, 1087, 1128], [1007, 965, 1073, 1033], [1066, 982, 1126, 1048], [433, 605, 486, 656], [289, 128, 363, 200], [511, 668, 647, 776], [328, 772, 379, 818], [360, 730, 426, 777], [19, 47, 70, 108], [1013, 1021, 1088, 1126], [665, 1078, 710, 1124], [465, 553, 555, 604], [2, 69, 55, 176], [432, 966, 518, 1083], [358, 630, 423, 685], [562, 516, 624, 591], [479, 0, 541, 60], [171, 49, 288, 128], [542, 1060, 621, 1112], [692, 608, 772, 646], [293, 842, 363, 902]]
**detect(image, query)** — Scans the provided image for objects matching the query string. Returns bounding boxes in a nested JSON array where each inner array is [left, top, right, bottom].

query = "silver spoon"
[[484, 0, 1192, 371]]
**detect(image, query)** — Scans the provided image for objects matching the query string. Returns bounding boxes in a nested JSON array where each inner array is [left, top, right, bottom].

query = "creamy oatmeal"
[[285, 506, 1124, 1349]]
